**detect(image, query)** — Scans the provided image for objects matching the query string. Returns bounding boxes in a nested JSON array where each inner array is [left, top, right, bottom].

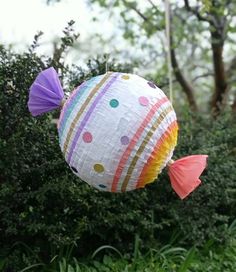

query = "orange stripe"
[[111, 96, 169, 192], [136, 121, 178, 188], [121, 106, 173, 192]]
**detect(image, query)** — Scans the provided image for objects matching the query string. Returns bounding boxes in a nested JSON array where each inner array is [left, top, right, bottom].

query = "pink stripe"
[[111, 96, 169, 192]]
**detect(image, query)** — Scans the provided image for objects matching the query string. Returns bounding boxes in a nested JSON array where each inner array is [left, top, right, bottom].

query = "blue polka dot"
[[110, 99, 119, 108], [99, 184, 107, 189]]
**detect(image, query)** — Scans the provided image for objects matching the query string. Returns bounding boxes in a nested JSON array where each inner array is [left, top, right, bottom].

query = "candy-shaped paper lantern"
[[28, 67, 208, 199]]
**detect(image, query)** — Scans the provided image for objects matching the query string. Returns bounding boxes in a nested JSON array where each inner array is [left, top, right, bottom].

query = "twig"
[[192, 73, 214, 82], [147, 0, 159, 13], [122, 0, 148, 21], [183, 0, 215, 25]]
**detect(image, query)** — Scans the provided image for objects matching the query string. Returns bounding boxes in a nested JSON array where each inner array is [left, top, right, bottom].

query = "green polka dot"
[[94, 164, 105, 173], [109, 99, 119, 108]]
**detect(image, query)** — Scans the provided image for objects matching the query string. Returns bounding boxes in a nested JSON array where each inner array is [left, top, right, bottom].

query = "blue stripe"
[[59, 75, 102, 138]]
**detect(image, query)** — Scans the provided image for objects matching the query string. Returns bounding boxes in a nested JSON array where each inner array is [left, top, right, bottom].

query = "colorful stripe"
[[121, 105, 174, 192], [111, 96, 169, 192], [62, 72, 112, 156], [58, 83, 85, 132], [136, 121, 178, 189], [67, 72, 119, 164], [58, 77, 99, 136]]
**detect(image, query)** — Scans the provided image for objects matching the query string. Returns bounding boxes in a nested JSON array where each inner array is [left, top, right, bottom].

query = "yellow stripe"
[[121, 105, 173, 192], [137, 122, 178, 188], [63, 72, 112, 154]]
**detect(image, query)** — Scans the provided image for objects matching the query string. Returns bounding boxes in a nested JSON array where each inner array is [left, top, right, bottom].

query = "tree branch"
[[147, 0, 159, 13], [210, 30, 228, 114], [226, 56, 236, 113], [169, 8, 198, 111], [183, 0, 215, 25], [192, 73, 214, 83], [170, 38, 198, 111], [122, 0, 198, 110], [122, 0, 148, 21], [231, 83, 236, 113], [232, 95, 236, 113], [227, 56, 236, 80]]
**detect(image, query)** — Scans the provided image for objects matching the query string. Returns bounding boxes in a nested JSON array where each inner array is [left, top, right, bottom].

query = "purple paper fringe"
[[28, 67, 64, 116]]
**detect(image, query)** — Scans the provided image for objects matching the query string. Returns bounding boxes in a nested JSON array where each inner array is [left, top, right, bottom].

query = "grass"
[[2, 220, 236, 272], [1, 238, 235, 272]]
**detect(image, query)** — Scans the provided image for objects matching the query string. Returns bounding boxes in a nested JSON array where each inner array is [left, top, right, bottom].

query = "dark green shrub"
[[0, 42, 148, 270], [0, 39, 236, 270], [148, 111, 236, 245]]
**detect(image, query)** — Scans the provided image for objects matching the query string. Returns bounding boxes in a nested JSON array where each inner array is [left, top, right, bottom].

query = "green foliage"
[[1, 237, 236, 271], [168, 112, 236, 244], [201, 0, 212, 13], [0, 39, 140, 271], [49, 20, 80, 71], [1, 30, 236, 271], [65, 54, 134, 89], [89, 0, 236, 114]]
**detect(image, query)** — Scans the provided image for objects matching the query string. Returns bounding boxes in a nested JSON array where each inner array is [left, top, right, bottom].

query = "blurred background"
[[1, 0, 235, 113], [0, 0, 157, 71], [0, 0, 236, 271]]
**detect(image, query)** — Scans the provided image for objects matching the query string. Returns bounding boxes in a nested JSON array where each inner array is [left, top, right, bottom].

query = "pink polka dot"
[[82, 132, 93, 143], [139, 96, 149, 106]]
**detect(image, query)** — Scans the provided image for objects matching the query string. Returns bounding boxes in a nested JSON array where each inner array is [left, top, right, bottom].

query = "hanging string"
[[164, 0, 173, 104], [105, 53, 109, 73]]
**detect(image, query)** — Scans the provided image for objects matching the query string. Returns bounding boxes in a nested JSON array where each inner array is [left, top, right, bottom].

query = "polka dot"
[[94, 164, 105, 173], [82, 132, 93, 143], [110, 99, 119, 108], [99, 184, 107, 189], [148, 81, 157, 88], [122, 75, 130, 80], [71, 166, 78, 173], [120, 136, 129, 145], [139, 96, 149, 106]]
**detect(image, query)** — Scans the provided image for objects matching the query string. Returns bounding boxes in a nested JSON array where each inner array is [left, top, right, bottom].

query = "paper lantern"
[[28, 67, 208, 199]]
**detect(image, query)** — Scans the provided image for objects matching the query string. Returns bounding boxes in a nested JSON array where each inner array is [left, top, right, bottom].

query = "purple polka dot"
[[82, 132, 93, 143], [121, 136, 129, 145], [148, 81, 157, 88], [138, 96, 149, 106]]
